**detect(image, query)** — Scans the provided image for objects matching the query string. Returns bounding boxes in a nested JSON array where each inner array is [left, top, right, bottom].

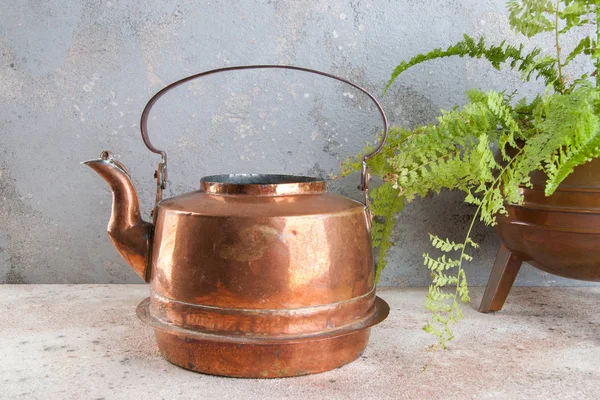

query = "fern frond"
[[539, 84, 600, 194], [563, 36, 595, 68], [369, 183, 406, 282], [507, 0, 556, 37], [559, 0, 596, 33], [348, 0, 600, 349], [429, 234, 464, 252], [546, 134, 600, 194], [385, 34, 557, 93], [422, 232, 475, 348]]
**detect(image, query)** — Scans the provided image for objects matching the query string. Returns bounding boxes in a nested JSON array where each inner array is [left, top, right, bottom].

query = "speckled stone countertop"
[[2, 285, 599, 399]]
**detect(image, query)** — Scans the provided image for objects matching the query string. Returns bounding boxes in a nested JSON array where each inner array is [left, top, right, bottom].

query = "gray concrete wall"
[[0, 0, 593, 284]]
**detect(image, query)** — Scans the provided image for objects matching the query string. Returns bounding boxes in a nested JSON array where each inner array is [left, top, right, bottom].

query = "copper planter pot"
[[479, 158, 600, 312]]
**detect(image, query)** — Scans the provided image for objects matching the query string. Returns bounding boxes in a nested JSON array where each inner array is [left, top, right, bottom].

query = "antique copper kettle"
[[84, 65, 389, 378]]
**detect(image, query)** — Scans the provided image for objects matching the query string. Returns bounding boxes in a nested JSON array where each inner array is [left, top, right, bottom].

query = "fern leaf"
[[385, 34, 557, 92], [369, 183, 406, 282], [536, 84, 600, 194], [507, 0, 556, 37], [563, 36, 594, 67]]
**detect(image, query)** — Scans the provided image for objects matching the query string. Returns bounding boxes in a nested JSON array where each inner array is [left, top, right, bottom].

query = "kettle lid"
[[200, 174, 326, 196]]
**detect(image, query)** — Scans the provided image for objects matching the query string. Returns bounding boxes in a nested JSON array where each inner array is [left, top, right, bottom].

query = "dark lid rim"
[[200, 174, 325, 185]]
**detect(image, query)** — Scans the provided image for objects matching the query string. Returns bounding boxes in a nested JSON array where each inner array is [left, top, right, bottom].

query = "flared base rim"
[[136, 296, 389, 344]]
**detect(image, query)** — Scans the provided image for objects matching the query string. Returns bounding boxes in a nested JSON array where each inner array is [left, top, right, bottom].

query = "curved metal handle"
[[140, 65, 388, 215]]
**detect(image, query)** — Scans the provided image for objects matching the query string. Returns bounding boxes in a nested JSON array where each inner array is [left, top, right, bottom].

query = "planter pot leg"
[[478, 244, 523, 313]]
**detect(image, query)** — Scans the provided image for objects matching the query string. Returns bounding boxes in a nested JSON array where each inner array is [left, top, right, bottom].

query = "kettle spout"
[[83, 151, 153, 281]]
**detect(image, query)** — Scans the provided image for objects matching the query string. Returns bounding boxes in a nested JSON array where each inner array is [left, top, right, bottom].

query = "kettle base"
[[137, 296, 389, 378], [154, 328, 370, 378]]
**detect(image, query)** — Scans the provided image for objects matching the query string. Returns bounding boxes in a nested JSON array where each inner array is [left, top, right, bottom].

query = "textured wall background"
[[0, 0, 593, 285]]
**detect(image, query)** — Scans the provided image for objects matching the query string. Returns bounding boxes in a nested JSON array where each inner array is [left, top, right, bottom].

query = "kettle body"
[[85, 66, 390, 378]]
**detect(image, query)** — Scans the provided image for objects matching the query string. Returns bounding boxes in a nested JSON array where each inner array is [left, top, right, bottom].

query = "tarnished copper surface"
[[85, 65, 391, 377], [137, 297, 388, 378], [85, 170, 388, 376], [154, 329, 371, 378], [150, 180, 374, 308], [200, 174, 327, 196], [478, 244, 523, 313], [83, 152, 152, 280], [482, 158, 600, 313], [496, 157, 600, 281], [137, 296, 389, 342], [148, 287, 376, 336]]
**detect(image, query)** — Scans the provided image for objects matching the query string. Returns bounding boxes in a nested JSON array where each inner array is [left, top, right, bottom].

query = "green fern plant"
[[344, 0, 600, 348]]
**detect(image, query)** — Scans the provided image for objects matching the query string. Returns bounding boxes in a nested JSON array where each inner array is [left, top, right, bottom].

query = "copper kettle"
[[84, 65, 390, 378]]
